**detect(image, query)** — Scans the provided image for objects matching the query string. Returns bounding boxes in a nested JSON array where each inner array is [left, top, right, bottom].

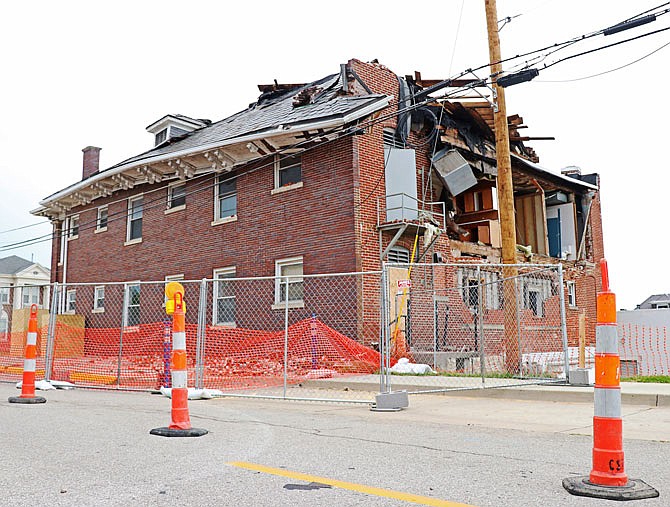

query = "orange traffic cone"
[[563, 260, 657, 500], [150, 291, 207, 437], [9, 304, 46, 404]]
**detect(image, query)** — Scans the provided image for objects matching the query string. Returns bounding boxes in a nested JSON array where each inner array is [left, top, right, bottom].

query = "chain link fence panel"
[[383, 263, 569, 393], [0, 284, 51, 383]]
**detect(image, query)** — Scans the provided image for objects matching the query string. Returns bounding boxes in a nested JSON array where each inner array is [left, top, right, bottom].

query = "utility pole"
[[484, 0, 520, 374]]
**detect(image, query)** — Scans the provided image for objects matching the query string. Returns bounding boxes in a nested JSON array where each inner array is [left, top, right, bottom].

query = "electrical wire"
[[537, 39, 670, 82], [7, 3, 670, 251], [448, 0, 466, 76], [0, 221, 50, 235], [541, 24, 670, 71]]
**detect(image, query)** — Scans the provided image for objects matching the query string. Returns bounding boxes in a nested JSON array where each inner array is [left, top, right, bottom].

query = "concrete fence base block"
[[563, 476, 659, 501], [370, 391, 409, 412], [8, 396, 47, 404], [149, 427, 208, 437], [568, 368, 594, 386]]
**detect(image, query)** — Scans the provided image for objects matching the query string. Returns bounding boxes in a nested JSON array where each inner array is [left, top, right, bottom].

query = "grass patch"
[[622, 375, 670, 383]]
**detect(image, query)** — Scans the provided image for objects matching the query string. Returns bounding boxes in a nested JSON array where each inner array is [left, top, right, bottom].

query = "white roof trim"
[[37, 96, 391, 210]]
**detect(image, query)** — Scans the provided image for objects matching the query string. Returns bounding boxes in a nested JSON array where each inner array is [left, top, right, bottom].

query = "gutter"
[[36, 96, 391, 210]]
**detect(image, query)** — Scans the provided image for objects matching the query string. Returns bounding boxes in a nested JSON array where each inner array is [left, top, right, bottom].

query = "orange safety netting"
[[1, 318, 381, 390]]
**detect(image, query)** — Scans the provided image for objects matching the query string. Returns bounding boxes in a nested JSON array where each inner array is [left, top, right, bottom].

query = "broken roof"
[[35, 70, 390, 216]]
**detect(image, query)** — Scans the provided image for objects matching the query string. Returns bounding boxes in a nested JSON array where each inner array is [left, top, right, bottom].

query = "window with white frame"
[[127, 196, 143, 241], [68, 215, 79, 238], [0, 287, 9, 304], [22, 286, 40, 307], [124, 283, 141, 327], [567, 280, 576, 307], [215, 177, 237, 221], [0, 309, 8, 334], [521, 279, 552, 317], [213, 267, 236, 326], [93, 286, 105, 311], [275, 257, 304, 305], [168, 183, 186, 209], [66, 289, 76, 313], [97, 206, 108, 230], [458, 268, 502, 310], [274, 154, 302, 189]]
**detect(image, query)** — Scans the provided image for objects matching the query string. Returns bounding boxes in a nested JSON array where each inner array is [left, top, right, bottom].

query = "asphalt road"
[[1, 383, 668, 507]]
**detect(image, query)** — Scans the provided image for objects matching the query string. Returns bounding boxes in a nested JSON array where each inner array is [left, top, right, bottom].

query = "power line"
[[537, 39, 670, 82]]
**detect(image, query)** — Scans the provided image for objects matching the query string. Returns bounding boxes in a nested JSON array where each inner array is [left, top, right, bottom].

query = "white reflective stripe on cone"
[[594, 387, 622, 418], [595, 325, 618, 354], [26, 332, 37, 346], [172, 331, 186, 351], [172, 370, 188, 389], [23, 358, 36, 372]]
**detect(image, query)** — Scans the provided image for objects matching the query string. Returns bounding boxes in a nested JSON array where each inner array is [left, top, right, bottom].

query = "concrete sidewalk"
[[303, 375, 670, 407]]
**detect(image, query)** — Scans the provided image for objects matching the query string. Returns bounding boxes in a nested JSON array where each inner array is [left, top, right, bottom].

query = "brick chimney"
[[82, 146, 101, 180]]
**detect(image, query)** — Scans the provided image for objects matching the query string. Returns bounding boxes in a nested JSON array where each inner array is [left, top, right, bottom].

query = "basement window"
[[65, 289, 76, 313]]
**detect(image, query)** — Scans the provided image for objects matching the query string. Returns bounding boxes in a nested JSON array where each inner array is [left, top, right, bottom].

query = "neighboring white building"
[[0, 256, 51, 336]]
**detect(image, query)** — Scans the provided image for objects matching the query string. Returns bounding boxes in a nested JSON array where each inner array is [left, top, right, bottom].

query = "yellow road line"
[[227, 461, 476, 507]]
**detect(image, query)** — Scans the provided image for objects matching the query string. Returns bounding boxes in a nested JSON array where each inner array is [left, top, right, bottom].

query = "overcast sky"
[[1, 1, 668, 310]]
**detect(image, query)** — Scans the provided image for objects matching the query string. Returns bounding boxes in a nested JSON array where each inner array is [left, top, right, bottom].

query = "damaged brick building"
[[33, 58, 604, 353]]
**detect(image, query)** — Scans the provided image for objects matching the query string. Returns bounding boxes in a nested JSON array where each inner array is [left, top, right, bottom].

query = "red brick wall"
[[59, 137, 358, 284]]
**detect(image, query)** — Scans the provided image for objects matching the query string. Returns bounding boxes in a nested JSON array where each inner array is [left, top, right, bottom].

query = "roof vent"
[[146, 114, 210, 147]]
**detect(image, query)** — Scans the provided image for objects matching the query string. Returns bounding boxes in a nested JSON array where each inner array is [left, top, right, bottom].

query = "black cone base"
[[8, 396, 46, 404], [563, 476, 659, 501], [149, 426, 208, 437]]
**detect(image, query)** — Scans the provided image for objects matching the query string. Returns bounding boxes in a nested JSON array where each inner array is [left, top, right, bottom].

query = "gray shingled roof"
[[105, 73, 386, 172], [638, 294, 670, 309], [0, 255, 33, 275]]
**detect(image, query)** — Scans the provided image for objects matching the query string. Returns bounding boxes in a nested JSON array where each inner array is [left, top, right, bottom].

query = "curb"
[[302, 380, 670, 407]]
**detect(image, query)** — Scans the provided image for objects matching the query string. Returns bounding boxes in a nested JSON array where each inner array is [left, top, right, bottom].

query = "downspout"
[[61, 220, 68, 312]]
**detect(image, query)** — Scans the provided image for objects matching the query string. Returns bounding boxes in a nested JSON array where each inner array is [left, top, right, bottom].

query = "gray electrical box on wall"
[[432, 148, 477, 196], [384, 148, 418, 221]]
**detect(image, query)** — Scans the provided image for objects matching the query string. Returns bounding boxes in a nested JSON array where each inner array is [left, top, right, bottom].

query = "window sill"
[[124, 238, 142, 246], [94, 227, 107, 234], [271, 181, 303, 195], [211, 215, 238, 227], [164, 204, 186, 215], [92, 308, 105, 314], [63, 310, 76, 315], [271, 301, 305, 310], [67, 235, 79, 241]]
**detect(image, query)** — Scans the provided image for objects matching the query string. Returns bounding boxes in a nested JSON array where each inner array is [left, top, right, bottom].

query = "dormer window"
[[155, 129, 168, 146], [146, 114, 211, 147]]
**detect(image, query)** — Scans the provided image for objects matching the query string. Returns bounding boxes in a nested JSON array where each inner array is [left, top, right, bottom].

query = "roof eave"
[[36, 95, 391, 214]]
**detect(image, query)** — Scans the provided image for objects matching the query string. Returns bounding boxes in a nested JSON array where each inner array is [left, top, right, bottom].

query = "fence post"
[[195, 278, 207, 390], [379, 265, 391, 394], [558, 264, 570, 379], [515, 274, 522, 377], [118, 284, 127, 388], [283, 277, 289, 399], [477, 266, 486, 386], [44, 282, 59, 382]]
